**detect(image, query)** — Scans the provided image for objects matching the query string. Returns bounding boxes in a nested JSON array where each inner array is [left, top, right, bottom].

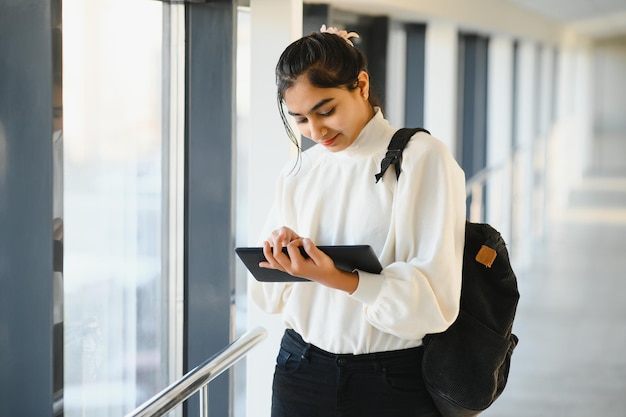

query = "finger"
[[268, 231, 281, 249], [278, 227, 293, 246], [301, 238, 323, 264], [284, 239, 311, 277], [273, 240, 299, 271], [260, 240, 283, 270], [272, 238, 286, 260], [285, 239, 306, 264], [259, 241, 273, 268], [271, 227, 290, 247], [271, 226, 301, 247]]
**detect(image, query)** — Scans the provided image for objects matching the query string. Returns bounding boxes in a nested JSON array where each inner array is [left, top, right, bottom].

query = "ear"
[[357, 70, 370, 100]]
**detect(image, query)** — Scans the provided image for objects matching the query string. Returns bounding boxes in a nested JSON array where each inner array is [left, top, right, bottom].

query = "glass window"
[[62, 1, 180, 415]]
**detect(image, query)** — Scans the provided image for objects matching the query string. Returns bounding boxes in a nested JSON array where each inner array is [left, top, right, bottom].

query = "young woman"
[[250, 26, 466, 417]]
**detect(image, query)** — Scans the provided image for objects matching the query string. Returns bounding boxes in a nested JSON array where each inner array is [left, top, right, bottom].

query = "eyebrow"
[[287, 98, 334, 116]]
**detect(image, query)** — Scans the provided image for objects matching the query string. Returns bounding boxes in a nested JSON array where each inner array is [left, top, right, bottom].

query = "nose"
[[309, 122, 327, 142]]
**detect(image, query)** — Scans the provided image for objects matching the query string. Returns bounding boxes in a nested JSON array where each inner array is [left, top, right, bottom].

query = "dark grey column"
[[303, 3, 329, 36], [0, 0, 55, 416], [457, 33, 489, 219], [184, 1, 237, 416], [355, 16, 389, 110], [404, 23, 426, 128], [457, 33, 489, 178]]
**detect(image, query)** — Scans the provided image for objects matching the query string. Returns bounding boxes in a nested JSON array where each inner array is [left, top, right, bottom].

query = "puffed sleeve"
[[248, 172, 294, 314], [350, 132, 466, 340]]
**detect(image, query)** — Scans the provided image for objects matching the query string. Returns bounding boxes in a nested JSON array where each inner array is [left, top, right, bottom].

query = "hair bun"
[[319, 24, 360, 47]]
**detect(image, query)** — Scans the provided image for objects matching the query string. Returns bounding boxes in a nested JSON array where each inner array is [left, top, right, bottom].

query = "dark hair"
[[275, 31, 381, 153]]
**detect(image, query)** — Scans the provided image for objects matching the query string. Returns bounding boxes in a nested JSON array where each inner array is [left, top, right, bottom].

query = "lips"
[[322, 134, 338, 147]]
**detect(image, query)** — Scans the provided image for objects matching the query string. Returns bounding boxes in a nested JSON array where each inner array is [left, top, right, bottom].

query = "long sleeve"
[[248, 199, 293, 314], [351, 132, 466, 340]]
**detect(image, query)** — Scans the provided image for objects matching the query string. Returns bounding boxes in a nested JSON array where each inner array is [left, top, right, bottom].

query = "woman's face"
[[283, 71, 374, 152]]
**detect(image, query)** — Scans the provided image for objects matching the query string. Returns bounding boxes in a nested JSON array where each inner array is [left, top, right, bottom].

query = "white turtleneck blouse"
[[250, 110, 466, 355]]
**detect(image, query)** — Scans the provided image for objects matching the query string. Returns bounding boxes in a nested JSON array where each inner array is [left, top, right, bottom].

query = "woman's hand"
[[265, 226, 301, 249], [260, 229, 359, 294], [258, 226, 302, 273]]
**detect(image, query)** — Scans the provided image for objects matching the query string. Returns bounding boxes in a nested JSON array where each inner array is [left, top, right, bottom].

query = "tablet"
[[235, 245, 382, 282]]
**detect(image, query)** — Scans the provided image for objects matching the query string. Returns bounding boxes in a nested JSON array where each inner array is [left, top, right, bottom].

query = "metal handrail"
[[466, 164, 500, 222], [465, 165, 496, 196], [125, 326, 267, 417], [465, 157, 513, 222]]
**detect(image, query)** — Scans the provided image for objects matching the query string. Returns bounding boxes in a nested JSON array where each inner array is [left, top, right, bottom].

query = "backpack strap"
[[374, 127, 430, 183]]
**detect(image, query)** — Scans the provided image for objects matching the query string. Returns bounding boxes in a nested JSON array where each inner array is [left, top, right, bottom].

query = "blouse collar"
[[337, 107, 392, 157]]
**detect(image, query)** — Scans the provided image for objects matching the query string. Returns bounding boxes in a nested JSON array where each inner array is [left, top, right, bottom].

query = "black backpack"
[[376, 127, 520, 417]]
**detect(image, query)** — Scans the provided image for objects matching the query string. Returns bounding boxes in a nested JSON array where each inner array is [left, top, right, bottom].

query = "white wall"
[[423, 20, 458, 152], [486, 35, 514, 242], [246, 1, 302, 417], [591, 37, 626, 172], [385, 21, 407, 127], [548, 40, 593, 220], [593, 39, 626, 138]]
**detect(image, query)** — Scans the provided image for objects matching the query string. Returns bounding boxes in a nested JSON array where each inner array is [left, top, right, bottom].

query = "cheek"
[[296, 124, 312, 139]]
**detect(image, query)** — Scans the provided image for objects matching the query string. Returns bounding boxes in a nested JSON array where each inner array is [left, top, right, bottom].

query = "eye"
[[295, 117, 308, 124], [319, 108, 335, 117]]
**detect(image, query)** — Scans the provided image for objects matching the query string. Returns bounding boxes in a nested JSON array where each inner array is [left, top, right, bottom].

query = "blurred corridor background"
[[1, 0, 625, 416]]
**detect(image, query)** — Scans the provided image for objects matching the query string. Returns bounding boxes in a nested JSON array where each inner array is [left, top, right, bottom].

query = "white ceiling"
[[508, 0, 626, 39]]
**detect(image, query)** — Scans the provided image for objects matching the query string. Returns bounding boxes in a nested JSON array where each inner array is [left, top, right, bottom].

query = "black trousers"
[[271, 329, 442, 417]]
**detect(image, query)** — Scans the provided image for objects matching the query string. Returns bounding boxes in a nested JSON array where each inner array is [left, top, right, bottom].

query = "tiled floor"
[[483, 171, 626, 416]]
